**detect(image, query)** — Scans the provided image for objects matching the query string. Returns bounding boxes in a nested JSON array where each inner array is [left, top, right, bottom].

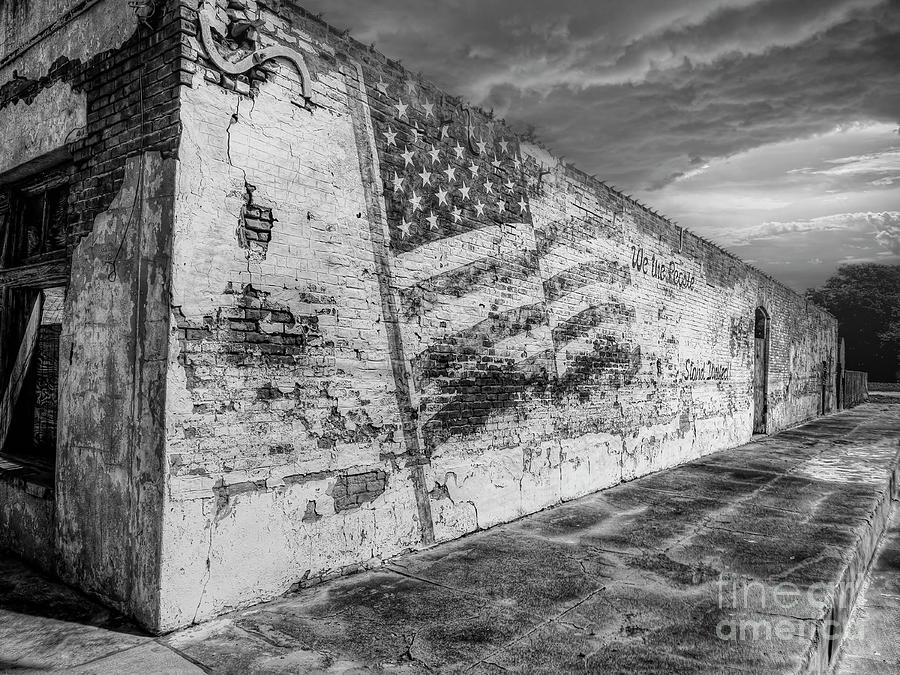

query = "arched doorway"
[[753, 307, 770, 434]]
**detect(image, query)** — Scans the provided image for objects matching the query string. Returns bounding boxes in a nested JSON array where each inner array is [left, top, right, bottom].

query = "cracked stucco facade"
[[0, 0, 838, 633], [0, 0, 184, 630]]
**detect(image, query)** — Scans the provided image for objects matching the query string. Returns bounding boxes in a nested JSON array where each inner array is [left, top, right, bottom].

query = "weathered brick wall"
[[161, 0, 838, 629], [161, 0, 425, 630], [0, 0, 188, 629]]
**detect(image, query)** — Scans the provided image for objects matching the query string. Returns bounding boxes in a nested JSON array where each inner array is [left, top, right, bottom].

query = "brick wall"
[[0, 0, 841, 634], [159, 0, 424, 630], [0, 0, 839, 633], [332, 469, 388, 512], [157, 0, 838, 630]]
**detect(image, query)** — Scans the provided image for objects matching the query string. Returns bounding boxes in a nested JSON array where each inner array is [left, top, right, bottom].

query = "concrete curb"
[[802, 440, 900, 674]]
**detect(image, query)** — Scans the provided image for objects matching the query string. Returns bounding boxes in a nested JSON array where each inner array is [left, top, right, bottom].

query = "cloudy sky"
[[301, 0, 900, 291]]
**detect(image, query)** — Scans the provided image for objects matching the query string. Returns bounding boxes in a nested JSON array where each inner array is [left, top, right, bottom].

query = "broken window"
[[0, 166, 70, 477], [0, 287, 64, 470], [0, 167, 69, 267]]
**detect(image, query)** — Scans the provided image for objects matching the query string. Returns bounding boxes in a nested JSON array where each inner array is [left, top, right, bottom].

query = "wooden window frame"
[[0, 166, 70, 272], [0, 166, 71, 481]]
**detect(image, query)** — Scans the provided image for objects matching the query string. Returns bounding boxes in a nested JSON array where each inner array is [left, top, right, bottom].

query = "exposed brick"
[[17, 0, 832, 630]]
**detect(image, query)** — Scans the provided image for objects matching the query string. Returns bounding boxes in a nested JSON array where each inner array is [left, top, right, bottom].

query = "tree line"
[[806, 264, 900, 382]]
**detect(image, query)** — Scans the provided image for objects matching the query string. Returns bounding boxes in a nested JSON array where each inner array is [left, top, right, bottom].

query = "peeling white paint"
[[0, 0, 137, 82], [0, 80, 85, 177]]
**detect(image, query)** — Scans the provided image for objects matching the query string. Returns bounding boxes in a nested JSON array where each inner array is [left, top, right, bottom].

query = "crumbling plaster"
[[152, 0, 837, 630], [0, 478, 53, 568], [161, 49, 422, 629], [56, 151, 174, 630], [0, 0, 137, 81], [0, 0, 183, 631], [0, 80, 85, 177], [0, 0, 839, 635]]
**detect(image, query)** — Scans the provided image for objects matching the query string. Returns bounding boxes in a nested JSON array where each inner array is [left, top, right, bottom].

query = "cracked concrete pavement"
[[1, 401, 898, 673], [834, 478, 900, 674]]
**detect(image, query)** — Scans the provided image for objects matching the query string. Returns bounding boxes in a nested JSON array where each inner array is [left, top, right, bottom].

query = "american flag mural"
[[362, 70, 641, 452]]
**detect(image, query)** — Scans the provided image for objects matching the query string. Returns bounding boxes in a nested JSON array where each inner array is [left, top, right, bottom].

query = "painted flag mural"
[[362, 69, 641, 452]]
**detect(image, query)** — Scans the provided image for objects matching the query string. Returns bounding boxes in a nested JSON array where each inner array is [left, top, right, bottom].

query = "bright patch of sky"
[[646, 123, 900, 289]]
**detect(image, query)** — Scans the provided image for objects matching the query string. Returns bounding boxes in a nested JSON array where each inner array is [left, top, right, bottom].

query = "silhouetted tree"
[[807, 264, 900, 382]]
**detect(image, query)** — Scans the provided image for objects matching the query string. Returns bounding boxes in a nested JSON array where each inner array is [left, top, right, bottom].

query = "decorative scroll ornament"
[[197, 6, 314, 105]]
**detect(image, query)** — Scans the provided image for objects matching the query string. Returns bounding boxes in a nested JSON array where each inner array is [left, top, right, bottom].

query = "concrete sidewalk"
[[1, 402, 898, 674], [835, 485, 900, 674]]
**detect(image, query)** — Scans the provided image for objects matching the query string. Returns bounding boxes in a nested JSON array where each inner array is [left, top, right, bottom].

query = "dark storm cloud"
[[297, 0, 900, 289], [299, 0, 899, 190], [487, 2, 900, 190]]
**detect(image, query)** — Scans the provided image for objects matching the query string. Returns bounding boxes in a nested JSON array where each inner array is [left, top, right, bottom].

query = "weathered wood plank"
[[0, 295, 42, 453], [0, 259, 68, 288]]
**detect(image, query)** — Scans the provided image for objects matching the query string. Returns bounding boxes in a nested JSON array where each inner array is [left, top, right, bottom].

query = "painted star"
[[440, 124, 451, 140], [375, 78, 389, 96], [418, 168, 432, 186], [382, 126, 398, 147], [498, 199, 506, 212], [453, 142, 465, 160], [426, 211, 438, 230], [443, 165, 457, 182], [459, 182, 471, 200], [401, 145, 415, 167], [483, 180, 494, 195], [394, 99, 408, 119], [391, 171, 404, 192], [518, 197, 528, 214], [513, 154, 521, 170], [505, 179, 516, 192], [491, 153, 501, 169], [499, 139, 509, 154], [474, 200, 486, 217], [405, 78, 417, 95], [436, 187, 449, 206], [450, 206, 462, 223], [423, 100, 435, 119], [428, 144, 441, 165], [398, 218, 412, 238], [476, 138, 488, 155], [468, 160, 479, 178], [409, 191, 422, 212], [410, 127, 422, 144]]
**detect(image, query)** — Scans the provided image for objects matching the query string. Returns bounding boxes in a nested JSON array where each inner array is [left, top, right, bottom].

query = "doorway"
[[753, 307, 770, 434]]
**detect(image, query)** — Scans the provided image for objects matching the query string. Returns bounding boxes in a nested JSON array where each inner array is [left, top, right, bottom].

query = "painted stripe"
[[398, 248, 540, 320], [410, 302, 549, 386], [402, 280, 545, 357], [392, 222, 534, 290], [543, 259, 629, 303]]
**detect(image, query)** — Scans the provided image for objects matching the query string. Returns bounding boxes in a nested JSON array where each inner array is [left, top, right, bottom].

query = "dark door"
[[753, 336, 767, 433], [835, 364, 842, 410]]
